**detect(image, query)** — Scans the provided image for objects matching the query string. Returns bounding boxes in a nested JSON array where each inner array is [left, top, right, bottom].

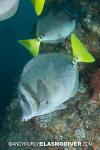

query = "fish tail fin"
[[30, 0, 45, 16], [18, 38, 41, 56], [71, 33, 95, 63]]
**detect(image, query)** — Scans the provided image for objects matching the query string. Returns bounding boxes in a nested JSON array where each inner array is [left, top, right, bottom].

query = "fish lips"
[[18, 86, 39, 121]]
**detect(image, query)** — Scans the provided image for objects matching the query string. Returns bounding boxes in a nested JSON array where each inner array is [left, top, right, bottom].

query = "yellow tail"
[[30, 0, 45, 16], [18, 38, 41, 56], [71, 33, 95, 63]]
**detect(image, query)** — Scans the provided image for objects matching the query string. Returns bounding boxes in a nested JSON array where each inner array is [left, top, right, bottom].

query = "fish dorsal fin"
[[21, 54, 48, 77], [21, 53, 69, 77], [37, 80, 50, 104], [71, 33, 95, 63], [54, 104, 67, 111]]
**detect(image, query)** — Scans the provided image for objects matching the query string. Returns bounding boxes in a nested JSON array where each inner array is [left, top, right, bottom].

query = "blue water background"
[[0, 0, 37, 127]]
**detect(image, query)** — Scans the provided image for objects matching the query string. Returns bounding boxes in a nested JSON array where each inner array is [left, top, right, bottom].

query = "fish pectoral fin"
[[30, 0, 45, 16], [71, 33, 95, 63], [18, 38, 41, 57], [54, 104, 67, 111], [37, 80, 50, 104]]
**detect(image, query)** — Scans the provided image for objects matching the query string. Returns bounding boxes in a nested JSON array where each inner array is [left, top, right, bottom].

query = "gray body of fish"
[[0, 0, 19, 21], [18, 53, 78, 121], [36, 8, 76, 44]]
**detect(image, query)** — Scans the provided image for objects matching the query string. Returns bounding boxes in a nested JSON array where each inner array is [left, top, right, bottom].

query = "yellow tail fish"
[[18, 33, 95, 121], [18, 6, 76, 56]]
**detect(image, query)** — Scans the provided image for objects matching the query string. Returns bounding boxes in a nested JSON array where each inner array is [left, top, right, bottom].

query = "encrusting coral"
[[89, 68, 100, 101]]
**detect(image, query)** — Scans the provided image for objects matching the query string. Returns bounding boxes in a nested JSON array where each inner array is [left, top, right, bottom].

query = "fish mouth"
[[18, 84, 39, 121], [19, 96, 38, 121], [19, 99, 32, 121]]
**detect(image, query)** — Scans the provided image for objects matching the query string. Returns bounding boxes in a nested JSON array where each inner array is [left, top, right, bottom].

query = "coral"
[[75, 128, 86, 139], [89, 69, 100, 101]]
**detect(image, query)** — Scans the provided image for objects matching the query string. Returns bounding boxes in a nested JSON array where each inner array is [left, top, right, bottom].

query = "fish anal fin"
[[54, 104, 67, 111]]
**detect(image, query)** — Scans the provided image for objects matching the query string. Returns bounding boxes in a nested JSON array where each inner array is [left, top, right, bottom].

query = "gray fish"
[[36, 8, 76, 44], [18, 33, 95, 121], [18, 34, 95, 121], [19, 6, 76, 56], [18, 53, 78, 121], [0, 0, 20, 21]]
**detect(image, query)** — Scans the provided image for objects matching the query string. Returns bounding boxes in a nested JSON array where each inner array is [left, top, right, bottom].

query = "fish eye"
[[18, 91, 27, 103], [21, 94, 27, 102]]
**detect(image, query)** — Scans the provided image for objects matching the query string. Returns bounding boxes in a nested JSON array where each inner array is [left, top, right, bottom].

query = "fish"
[[30, 0, 45, 16], [0, 0, 20, 21], [18, 33, 95, 121], [18, 6, 76, 56]]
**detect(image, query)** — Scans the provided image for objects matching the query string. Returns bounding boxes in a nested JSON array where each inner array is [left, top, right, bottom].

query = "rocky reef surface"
[[0, 0, 100, 150]]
